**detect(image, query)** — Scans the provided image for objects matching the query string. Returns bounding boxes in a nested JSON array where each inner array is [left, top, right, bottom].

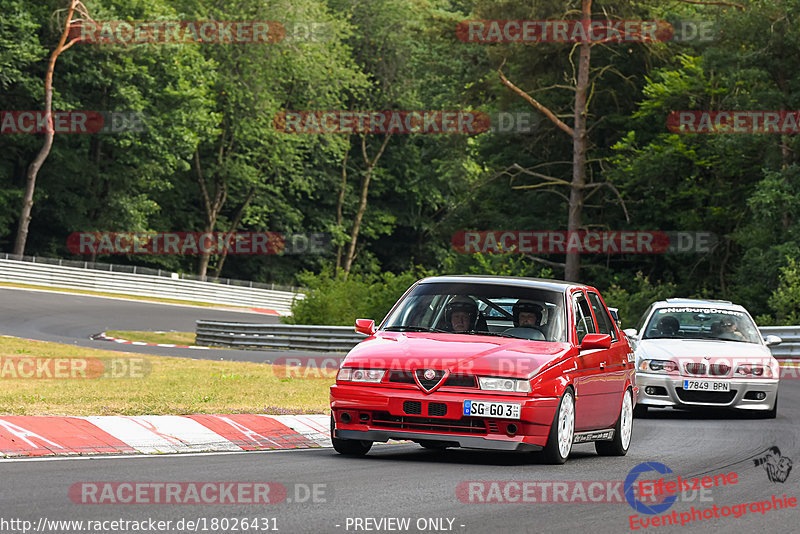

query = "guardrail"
[[195, 323, 800, 356], [195, 321, 365, 351], [0, 256, 302, 314], [759, 326, 800, 359]]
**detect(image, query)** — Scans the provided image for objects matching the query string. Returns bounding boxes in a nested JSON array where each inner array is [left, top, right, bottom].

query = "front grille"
[[428, 402, 447, 416], [415, 369, 446, 390], [676, 388, 737, 404], [444, 374, 477, 388], [403, 400, 422, 415], [709, 364, 730, 376], [487, 421, 500, 433], [685, 363, 706, 375], [371, 412, 486, 434], [388, 371, 415, 384], [387, 370, 477, 388]]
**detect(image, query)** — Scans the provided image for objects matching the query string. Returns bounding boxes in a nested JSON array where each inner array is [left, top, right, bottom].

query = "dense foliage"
[[2, 0, 799, 324]]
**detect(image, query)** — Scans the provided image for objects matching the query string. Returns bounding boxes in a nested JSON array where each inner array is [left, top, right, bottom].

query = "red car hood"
[[343, 332, 574, 379]]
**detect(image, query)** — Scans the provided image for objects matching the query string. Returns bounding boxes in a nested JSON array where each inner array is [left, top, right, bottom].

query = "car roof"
[[416, 275, 588, 293], [651, 298, 748, 313]]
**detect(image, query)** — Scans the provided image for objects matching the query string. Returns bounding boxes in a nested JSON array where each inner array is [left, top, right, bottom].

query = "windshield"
[[382, 282, 567, 342], [642, 306, 761, 343]]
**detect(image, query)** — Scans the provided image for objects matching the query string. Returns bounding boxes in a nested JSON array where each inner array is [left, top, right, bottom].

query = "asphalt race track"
[[2, 392, 799, 534], [0, 287, 336, 363], [1, 287, 798, 533]]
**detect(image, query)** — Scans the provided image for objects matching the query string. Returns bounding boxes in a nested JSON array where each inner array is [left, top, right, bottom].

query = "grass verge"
[[0, 336, 331, 416]]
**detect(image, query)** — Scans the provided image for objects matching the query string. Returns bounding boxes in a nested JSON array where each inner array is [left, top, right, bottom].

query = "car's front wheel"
[[596, 388, 633, 456], [330, 414, 372, 456], [542, 387, 575, 464]]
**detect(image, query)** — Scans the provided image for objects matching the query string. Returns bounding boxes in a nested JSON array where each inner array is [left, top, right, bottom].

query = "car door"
[[587, 291, 631, 428], [571, 291, 606, 431]]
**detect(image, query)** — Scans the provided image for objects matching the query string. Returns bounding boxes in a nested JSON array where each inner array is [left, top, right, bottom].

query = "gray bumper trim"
[[335, 429, 542, 452]]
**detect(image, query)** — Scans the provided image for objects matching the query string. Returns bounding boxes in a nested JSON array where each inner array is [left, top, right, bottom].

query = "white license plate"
[[463, 400, 521, 419], [683, 380, 730, 392]]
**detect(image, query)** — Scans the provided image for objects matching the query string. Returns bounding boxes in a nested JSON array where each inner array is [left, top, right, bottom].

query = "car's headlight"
[[638, 359, 678, 373], [478, 376, 531, 393], [336, 368, 386, 383], [734, 364, 769, 378]]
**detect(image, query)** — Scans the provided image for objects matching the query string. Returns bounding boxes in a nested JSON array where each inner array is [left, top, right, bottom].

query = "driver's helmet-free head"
[[513, 300, 543, 327], [657, 315, 680, 336], [445, 296, 478, 331]]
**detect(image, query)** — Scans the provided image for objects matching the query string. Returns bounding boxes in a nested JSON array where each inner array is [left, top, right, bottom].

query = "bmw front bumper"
[[635, 373, 779, 411]]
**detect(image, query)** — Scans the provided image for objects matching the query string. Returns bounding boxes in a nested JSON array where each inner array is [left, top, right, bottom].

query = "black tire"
[[633, 404, 649, 418], [541, 387, 575, 465], [419, 440, 450, 450], [596, 388, 633, 457], [330, 414, 372, 456]]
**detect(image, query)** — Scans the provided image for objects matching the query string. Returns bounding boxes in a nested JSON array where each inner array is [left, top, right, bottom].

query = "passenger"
[[513, 300, 543, 328], [719, 317, 746, 340]]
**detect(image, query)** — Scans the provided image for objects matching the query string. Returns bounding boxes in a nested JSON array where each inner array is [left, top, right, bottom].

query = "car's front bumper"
[[635, 372, 779, 411], [330, 383, 559, 450]]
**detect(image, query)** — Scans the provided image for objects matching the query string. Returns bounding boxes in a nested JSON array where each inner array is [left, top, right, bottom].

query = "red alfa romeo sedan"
[[329, 275, 637, 464]]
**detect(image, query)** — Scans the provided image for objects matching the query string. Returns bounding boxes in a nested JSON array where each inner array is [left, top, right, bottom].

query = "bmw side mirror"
[[355, 319, 376, 336], [623, 328, 638, 338], [764, 335, 782, 347]]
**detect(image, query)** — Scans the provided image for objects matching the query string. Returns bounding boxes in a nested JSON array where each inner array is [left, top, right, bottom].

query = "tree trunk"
[[194, 149, 226, 279], [564, 0, 592, 282], [341, 134, 391, 278], [212, 186, 256, 279], [334, 147, 348, 276], [14, 1, 84, 256]]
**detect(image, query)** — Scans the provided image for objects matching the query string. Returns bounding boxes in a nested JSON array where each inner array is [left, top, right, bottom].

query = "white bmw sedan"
[[625, 299, 781, 418]]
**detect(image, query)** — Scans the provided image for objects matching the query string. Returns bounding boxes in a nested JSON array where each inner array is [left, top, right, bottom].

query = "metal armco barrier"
[[0, 257, 302, 314], [196, 321, 366, 351], [196, 323, 800, 355], [759, 326, 800, 359]]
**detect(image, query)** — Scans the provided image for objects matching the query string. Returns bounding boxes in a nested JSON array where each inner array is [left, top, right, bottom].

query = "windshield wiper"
[[383, 326, 450, 333]]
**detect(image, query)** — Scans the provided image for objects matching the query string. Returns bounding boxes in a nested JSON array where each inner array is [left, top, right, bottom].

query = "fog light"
[[359, 413, 370, 422], [341, 412, 352, 423], [756, 392, 766, 400], [645, 386, 656, 395], [506, 423, 518, 436]]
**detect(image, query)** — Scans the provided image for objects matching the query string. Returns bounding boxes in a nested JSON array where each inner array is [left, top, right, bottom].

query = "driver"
[[513, 300, 543, 328], [657, 315, 680, 337], [445, 296, 478, 333]]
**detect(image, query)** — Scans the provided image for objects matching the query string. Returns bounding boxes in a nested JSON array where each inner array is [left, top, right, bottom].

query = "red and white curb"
[[90, 332, 210, 350], [0, 414, 330, 457]]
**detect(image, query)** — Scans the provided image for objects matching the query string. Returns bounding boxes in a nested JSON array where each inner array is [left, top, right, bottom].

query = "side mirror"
[[623, 328, 638, 338], [764, 335, 782, 347], [355, 318, 376, 336], [580, 333, 613, 350]]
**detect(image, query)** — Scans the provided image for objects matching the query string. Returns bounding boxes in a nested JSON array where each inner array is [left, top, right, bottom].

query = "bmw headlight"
[[478, 376, 531, 393], [638, 359, 678, 373]]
